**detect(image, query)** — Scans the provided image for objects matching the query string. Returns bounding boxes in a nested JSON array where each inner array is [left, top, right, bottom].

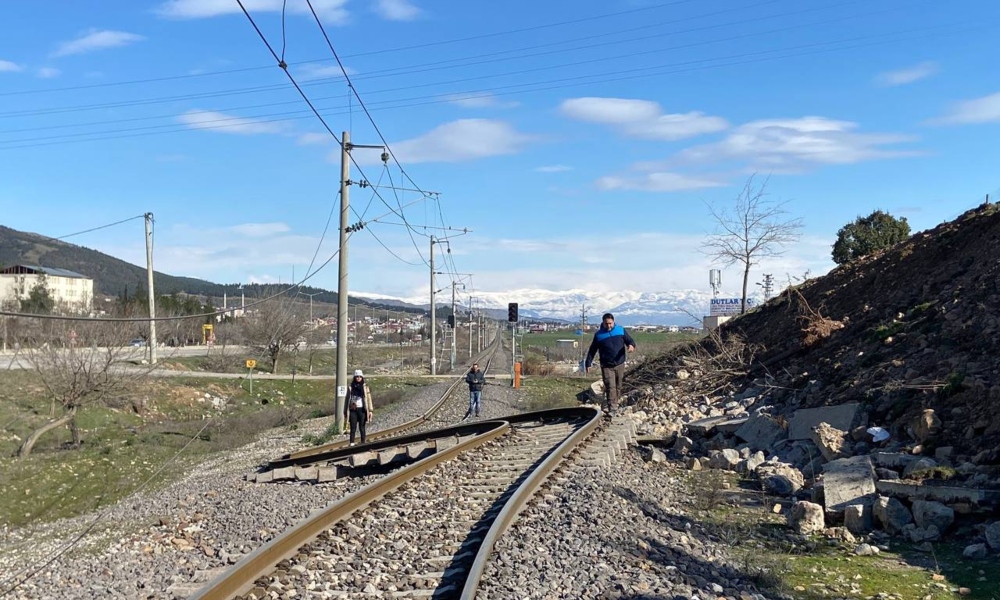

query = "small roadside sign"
[[246, 359, 257, 369]]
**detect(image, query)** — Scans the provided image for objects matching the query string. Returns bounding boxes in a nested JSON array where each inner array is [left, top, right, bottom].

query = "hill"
[[0, 225, 423, 315], [630, 199, 1000, 462]]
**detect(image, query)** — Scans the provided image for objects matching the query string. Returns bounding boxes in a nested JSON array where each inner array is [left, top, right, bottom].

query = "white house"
[[0, 265, 94, 313]]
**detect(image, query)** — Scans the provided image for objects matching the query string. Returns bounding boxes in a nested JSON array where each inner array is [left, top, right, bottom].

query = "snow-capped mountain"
[[354, 288, 736, 326]]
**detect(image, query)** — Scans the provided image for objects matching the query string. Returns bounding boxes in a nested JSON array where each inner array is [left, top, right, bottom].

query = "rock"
[[810, 422, 850, 462], [737, 451, 766, 475], [645, 448, 667, 463], [985, 521, 1000, 550], [756, 462, 805, 495], [708, 448, 740, 470], [686, 457, 703, 471], [675, 369, 690, 380], [912, 409, 941, 443], [673, 436, 694, 455], [874, 496, 913, 534], [844, 503, 874, 534], [962, 543, 988, 559], [854, 543, 878, 556], [788, 501, 825, 534], [911, 500, 955, 533]]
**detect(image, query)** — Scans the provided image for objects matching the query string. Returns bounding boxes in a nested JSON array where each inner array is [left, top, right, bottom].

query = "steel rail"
[[460, 405, 603, 599], [189, 419, 511, 600], [281, 330, 503, 461]]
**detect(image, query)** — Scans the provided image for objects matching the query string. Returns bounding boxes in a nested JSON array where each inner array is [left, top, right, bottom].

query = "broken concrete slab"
[[822, 455, 876, 512], [714, 415, 749, 434], [756, 462, 805, 495], [912, 500, 955, 532], [872, 452, 919, 470], [788, 403, 861, 440], [735, 409, 787, 452], [874, 496, 912, 534], [875, 480, 1000, 506], [686, 415, 732, 436], [844, 503, 874, 534]]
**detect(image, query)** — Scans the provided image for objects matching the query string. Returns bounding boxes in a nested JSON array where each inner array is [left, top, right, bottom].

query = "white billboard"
[[710, 297, 756, 316]]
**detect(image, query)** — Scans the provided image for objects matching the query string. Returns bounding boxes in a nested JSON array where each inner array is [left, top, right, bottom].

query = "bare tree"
[[18, 319, 145, 458], [240, 296, 310, 373], [704, 175, 803, 314]]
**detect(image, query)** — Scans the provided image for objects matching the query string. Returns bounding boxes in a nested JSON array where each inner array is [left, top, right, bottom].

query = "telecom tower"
[[709, 269, 722, 297]]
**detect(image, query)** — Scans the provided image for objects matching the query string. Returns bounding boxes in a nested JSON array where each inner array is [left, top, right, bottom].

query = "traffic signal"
[[447, 314, 455, 327], [507, 302, 518, 322]]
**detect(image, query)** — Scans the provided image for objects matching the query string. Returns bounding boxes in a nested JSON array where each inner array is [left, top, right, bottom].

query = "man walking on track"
[[464, 362, 486, 420], [584, 313, 636, 416]]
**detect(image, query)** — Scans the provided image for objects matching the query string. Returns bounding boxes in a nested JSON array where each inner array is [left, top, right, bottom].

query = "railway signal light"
[[447, 314, 455, 327], [507, 302, 518, 322]]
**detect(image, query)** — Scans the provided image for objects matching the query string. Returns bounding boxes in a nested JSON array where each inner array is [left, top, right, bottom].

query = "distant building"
[[0, 264, 94, 313]]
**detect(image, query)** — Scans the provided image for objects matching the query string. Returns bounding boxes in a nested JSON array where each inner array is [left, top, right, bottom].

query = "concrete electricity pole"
[[144, 213, 157, 365], [335, 131, 386, 433], [429, 235, 437, 375]]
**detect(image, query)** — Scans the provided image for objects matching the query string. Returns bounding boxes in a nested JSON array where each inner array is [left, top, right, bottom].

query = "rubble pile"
[[622, 202, 1000, 554]]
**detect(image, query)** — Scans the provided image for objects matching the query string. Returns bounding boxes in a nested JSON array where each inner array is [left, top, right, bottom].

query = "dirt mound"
[[631, 201, 1000, 461]]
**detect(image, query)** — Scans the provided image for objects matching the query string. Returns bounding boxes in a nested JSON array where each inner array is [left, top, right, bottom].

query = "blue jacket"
[[585, 324, 636, 369]]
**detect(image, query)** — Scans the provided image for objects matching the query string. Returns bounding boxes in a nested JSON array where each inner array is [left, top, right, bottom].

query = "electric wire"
[[0, 20, 977, 151], [0, 0, 705, 98]]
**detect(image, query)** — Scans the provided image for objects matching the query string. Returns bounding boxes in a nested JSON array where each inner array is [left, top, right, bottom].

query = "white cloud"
[[177, 110, 285, 135], [596, 172, 726, 192], [52, 29, 145, 57], [373, 119, 535, 164], [932, 91, 1000, 125], [297, 132, 333, 145], [374, 0, 420, 21], [36, 67, 60, 79], [156, 0, 348, 23], [676, 116, 917, 171], [875, 61, 939, 87], [229, 222, 291, 237], [446, 93, 518, 109], [534, 165, 573, 173], [0, 60, 23, 72], [293, 62, 354, 81], [559, 97, 728, 141]]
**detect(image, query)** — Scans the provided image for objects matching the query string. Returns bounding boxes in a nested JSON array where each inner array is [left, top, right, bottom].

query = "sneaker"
[[349, 442, 356, 447]]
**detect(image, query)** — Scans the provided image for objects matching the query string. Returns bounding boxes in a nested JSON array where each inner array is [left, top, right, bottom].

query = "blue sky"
[[2, 0, 999, 305]]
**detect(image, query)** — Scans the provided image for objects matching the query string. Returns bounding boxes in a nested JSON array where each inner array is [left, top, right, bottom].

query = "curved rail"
[[190, 406, 602, 600], [281, 328, 504, 462]]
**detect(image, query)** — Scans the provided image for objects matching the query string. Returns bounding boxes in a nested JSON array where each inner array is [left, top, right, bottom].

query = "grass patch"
[[519, 376, 583, 411], [0, 369, 434, 528]]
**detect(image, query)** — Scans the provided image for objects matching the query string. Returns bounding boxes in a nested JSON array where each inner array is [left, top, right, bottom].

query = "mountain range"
[[1, 224, 737, 325], [353, 288, 727, 326]]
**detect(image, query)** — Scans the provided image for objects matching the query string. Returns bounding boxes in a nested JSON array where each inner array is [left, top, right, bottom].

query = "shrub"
[[832, 210, 911, 264]]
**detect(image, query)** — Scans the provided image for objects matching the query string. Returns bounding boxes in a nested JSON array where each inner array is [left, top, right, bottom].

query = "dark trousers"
[[600, 363, 626, 411], [348, 408, 368, 444]]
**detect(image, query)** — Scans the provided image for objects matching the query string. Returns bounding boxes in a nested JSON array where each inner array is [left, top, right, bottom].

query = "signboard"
[[710, 297, 757, 316], [337, 385, 347, 398], [245, 359, 257, 369]]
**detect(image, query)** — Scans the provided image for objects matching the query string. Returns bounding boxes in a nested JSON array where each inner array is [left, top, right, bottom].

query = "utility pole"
[[429, 235, 437, 375], [335, 130, 387, 433], [144, 213, 157, 365], [302, 291, 321, 322], [450, 281, 458, 369], [468, 297, 473, 359]]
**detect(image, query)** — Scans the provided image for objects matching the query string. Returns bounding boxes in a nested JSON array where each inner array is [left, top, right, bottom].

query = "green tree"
[[21, 275, 55, 314], [832, 210, 911, 264]]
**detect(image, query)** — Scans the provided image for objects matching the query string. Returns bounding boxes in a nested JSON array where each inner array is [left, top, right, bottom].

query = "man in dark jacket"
[[585, 313, 636, 415], [464, 362, 486, 419]]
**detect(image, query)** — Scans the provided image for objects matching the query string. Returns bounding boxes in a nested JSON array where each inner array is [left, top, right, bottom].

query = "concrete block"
[[294, 467, 318, 481], [789, 403, 860, 440], [316, 467, 339, 483], [270, 467, 295, 481], [875, 480, 1000, 505], [406, 442, 431, 460], [822, 455, 876, 512], [735, 410, 787, 452], [844, 503, 874, 534], [349, 452, 376, 467], [254, 470, 273, 483]]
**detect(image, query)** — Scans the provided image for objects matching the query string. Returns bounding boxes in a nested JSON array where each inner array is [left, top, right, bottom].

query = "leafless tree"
[[18, 319, 146, 458], [704, 175, 803, 314], [240, 296, 310, 373]]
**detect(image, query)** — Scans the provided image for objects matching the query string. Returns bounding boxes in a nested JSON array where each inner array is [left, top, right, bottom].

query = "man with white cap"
[[345, 369, 373, 445]]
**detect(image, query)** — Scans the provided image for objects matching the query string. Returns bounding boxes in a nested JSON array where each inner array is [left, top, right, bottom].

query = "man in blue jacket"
[[585, 313, 636, 415]]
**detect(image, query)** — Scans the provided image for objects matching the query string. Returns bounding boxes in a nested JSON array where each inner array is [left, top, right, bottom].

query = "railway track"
[[189, 407, 636, 599], [275, 331, 508, 469]]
